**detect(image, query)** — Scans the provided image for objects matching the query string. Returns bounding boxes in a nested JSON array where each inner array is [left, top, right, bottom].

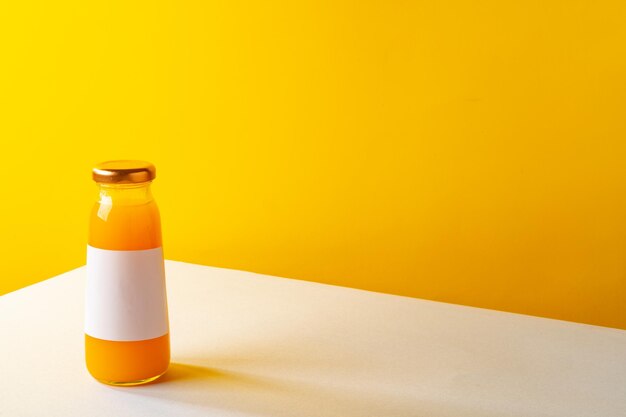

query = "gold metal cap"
[[92, 160, 156, 184]]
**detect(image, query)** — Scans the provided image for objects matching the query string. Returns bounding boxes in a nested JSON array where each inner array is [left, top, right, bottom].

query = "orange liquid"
[[86, 187, 170, 385]]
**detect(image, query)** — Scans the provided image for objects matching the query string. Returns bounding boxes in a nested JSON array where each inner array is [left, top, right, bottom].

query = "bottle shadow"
[[116, 361, 439, 417], [135, 362, 269, 395], [151, 362, 228, 384]]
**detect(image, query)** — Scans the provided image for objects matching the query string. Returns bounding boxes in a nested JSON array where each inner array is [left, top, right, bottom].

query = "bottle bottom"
[[96, 369, 167, 386], [85, 333, 170, 385]]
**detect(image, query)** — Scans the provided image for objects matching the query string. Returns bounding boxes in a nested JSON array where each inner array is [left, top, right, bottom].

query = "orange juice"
[[85, 161, 170, 386]]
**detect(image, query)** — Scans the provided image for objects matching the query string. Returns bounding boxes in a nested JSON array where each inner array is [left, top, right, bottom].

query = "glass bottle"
[[85, 160, 170, 385]]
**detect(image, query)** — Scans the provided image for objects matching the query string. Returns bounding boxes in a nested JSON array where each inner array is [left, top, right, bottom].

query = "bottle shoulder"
[[89, 200, 162, 250]]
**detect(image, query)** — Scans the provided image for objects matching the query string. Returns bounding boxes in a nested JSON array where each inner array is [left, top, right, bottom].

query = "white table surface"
[[1, 260, 625, 417]]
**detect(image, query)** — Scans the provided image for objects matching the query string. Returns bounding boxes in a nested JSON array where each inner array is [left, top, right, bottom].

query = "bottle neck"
[[97, 182, 154, 206]]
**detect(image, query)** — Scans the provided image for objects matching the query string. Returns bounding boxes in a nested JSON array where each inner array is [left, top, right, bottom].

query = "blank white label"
[[85, 246, 169, 342]]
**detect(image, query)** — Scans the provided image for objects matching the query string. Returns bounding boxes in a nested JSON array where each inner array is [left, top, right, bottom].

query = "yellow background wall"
[[1, 1, 625, 329]]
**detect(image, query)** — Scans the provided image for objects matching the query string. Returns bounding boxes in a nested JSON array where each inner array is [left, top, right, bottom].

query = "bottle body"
[[85, 180, 170, 385]]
